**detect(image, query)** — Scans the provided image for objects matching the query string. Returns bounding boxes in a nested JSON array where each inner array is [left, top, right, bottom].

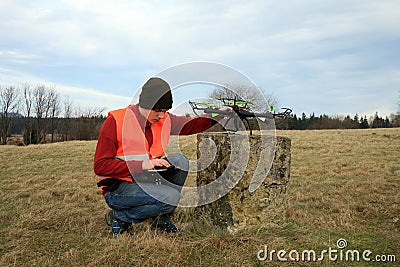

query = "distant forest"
[[1, 84, 400, 145], [275, 112, 400, 130]]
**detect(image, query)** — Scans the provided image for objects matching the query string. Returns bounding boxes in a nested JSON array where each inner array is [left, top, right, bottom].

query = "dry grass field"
[[0, 128, 399, 266]]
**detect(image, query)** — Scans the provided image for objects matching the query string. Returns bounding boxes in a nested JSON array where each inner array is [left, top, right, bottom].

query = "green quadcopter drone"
[[189, 97, 292, 135]]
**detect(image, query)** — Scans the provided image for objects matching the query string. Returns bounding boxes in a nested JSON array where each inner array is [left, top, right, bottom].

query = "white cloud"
[[56, 84, 132, 112], [0, 0, 399, 118]]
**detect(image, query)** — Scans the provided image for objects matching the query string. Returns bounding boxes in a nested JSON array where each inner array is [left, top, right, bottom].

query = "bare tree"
[[0, 85, 20, 144], [62, 96, 73, 141], [22, 83, 35, 145], [33, 84, 51, 143], [208, 84, 278, 113], [23, 84, 34, 118], [47, 87, 60, 142]]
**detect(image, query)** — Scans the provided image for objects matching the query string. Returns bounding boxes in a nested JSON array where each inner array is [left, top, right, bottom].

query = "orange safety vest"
[[97, 107, 171, 193]]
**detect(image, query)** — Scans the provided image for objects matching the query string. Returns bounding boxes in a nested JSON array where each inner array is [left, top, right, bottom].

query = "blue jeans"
[[104, 153, 189, 224]]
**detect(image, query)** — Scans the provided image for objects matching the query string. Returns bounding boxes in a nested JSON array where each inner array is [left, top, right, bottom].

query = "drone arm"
[[250, 112, 274, 119], [203, 108, 233, 116], [203, 108, 276, 119]]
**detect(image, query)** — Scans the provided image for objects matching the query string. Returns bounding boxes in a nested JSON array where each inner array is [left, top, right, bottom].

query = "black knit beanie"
[[139, 77, 173, 110]]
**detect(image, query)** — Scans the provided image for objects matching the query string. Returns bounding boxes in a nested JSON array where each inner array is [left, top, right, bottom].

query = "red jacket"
[[94, 104, 217, 180]]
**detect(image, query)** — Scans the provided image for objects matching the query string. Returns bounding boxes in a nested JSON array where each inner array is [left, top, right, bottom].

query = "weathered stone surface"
[[195, 133, 291, 233]]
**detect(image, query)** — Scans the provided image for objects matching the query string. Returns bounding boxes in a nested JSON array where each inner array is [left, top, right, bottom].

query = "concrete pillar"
[[195, 133, 291, 233]]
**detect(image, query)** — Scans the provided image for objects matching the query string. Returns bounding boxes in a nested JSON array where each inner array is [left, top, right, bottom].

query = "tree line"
[[275, 112, 400, 130], [0, 84, 105, 145], [1, 84, 400, 145]]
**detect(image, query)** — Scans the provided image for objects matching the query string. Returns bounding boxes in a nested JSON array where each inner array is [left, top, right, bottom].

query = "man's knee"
[[158, 187, 181, 206]]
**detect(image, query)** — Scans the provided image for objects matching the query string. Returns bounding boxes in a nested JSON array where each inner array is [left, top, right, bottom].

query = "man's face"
[[141, 108, 168, 124]]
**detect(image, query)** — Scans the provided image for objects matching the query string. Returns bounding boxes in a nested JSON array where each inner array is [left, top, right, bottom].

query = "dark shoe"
[[111, 219, 134, 235], [106, 210, 134, 235], [152, 221, 183, 233]]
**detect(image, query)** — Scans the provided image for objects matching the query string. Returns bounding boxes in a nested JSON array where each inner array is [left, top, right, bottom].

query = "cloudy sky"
[[0, 0, 399, 117]]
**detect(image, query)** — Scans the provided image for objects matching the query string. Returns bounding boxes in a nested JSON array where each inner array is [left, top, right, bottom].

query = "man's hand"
[[218, 106, 233, 111], [142, 158, 171, 171]]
